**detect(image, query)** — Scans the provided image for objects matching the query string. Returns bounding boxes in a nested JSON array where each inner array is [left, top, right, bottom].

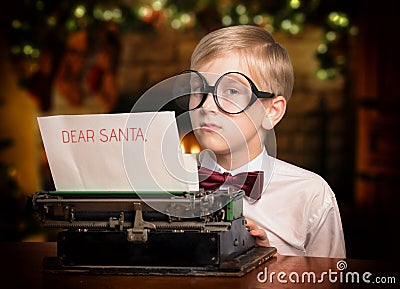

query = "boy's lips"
[[200, 122, 222, 132]]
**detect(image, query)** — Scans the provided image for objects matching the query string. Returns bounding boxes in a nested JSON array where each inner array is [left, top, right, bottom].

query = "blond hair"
[[191, 25, 294, 101]]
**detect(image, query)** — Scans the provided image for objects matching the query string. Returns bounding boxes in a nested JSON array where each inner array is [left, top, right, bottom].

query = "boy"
[[185, 25, 346, 258]]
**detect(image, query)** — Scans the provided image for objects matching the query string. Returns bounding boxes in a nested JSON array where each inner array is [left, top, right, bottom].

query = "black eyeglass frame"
[[180, 69, 275, 114]]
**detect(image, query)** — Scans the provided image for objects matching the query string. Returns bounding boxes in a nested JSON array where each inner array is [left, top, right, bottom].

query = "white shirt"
[[198, 149, 346, 258]]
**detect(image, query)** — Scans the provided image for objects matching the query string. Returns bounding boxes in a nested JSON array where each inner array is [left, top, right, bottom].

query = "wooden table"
[[0, 242, 398, 289]]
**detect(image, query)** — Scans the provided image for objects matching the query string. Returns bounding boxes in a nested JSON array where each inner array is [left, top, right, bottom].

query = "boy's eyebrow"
[[221, 73, 249, 84]]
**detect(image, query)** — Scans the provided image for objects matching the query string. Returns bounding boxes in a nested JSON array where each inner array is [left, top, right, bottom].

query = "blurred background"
[[0, 0, 399, 261]]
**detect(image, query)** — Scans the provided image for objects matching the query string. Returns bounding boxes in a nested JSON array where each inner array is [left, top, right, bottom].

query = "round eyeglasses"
[[173, 70, 275, 114]]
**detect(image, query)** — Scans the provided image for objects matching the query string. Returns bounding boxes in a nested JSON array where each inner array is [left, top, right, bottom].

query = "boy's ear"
[[262, 95, 287, 130]]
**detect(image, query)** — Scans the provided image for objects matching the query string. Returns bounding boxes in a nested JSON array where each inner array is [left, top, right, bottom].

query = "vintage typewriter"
[[32, 188, 276, 276], [34, 112, 276, 276]]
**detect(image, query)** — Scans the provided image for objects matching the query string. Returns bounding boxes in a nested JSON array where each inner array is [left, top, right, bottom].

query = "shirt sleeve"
[[304, 184, 346, 258]]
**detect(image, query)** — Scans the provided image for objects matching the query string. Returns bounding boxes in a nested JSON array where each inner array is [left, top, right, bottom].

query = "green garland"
[[6, 0, 358, 81]]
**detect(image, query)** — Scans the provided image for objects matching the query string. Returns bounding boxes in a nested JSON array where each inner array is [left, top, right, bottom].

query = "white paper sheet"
[[37, 112, 199, 192]]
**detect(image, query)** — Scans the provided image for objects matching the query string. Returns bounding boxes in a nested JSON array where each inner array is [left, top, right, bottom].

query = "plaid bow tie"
[[198, 166, 264, 200]]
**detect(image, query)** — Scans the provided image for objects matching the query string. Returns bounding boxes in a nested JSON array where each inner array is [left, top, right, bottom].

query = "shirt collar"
[[197, 148, 268, 175]]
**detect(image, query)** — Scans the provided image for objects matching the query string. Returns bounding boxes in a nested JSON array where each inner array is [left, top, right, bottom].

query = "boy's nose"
[[202, 93, 218, 112]]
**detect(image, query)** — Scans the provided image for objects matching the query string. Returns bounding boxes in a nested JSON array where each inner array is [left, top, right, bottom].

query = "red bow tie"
[[198, 166, 264, 200]]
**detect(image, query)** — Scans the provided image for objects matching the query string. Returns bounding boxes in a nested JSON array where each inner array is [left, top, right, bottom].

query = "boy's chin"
[[198, 141, 231, 156]]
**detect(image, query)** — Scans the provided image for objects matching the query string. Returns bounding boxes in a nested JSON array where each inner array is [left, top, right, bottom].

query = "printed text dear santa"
[[61, 128, 146, 143]]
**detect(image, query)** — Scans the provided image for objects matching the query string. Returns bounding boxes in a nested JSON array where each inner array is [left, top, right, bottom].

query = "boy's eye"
[[190, 80, 203, 92], [225, 88, 239, 95], [219, 83, 248, 98], [191, 85, 203, 93]]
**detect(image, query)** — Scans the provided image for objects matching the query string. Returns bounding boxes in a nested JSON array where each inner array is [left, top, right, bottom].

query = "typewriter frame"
[[33, 188, 276, 276]]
